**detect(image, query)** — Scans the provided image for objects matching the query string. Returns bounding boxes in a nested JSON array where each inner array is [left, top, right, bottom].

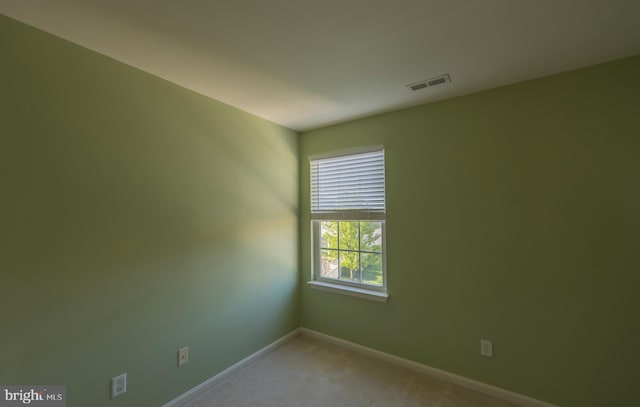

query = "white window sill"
[[307, 281, 389, 303]]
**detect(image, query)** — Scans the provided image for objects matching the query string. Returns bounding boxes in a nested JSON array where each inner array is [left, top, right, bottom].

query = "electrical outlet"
[[111, 373, 127, 399], [480, 339, 493, 357], [178, 346, 189, 366]]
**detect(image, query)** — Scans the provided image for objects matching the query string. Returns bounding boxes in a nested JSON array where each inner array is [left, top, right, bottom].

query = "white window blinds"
[[310, 149, 385, 220]]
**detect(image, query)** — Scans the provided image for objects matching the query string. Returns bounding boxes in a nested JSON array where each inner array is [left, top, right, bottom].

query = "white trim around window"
[[308, 147, 388, 301], [307, 281, 389, 302]]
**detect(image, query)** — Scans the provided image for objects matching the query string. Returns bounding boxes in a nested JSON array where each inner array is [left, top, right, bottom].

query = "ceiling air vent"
[[406, 74, 451, 92]]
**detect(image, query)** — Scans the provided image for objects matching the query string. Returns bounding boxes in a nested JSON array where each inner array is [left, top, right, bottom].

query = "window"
[[309, 148, 388, 301]]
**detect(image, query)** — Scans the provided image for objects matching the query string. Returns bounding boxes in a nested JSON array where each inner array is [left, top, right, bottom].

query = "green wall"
[[300, 55, 640, 407], [1, 15, 298, 406]]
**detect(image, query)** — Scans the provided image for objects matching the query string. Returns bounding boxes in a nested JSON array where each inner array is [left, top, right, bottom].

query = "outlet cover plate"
[[111, 373, 127, 399], [178, 346, 189, 366], [480, 339, 493, 357]]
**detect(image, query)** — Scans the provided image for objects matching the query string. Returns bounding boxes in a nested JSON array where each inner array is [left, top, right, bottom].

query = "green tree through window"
[[320, 221, 383, 286]]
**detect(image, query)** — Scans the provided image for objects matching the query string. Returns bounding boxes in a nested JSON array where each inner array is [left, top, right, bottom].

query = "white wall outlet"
[[111, 373, 127, 399], [178, 346, 189, 366], [480, 339, 493, 357]]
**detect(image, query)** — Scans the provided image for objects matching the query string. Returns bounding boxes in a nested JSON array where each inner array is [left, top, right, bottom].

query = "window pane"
[[338, 221, 359, 251], [320, 249, 339, 279], [314, 219, 384, 289], [361, 253, 383, 286], [339, 250, 360, 283], [360, 221, 382, 253], [320, 221, 338, 249]]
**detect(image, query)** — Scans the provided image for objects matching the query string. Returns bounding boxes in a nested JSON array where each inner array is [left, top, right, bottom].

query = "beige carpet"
[[185, 335, 522, 407]]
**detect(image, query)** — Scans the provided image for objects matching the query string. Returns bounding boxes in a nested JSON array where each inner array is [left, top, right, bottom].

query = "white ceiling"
[[2, 0, 639, 131]]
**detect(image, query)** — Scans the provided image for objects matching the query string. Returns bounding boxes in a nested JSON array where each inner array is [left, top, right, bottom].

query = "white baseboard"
[[163, 327, 558, 407], [162, 328, 302, 407], [299, 328, 558, 407]]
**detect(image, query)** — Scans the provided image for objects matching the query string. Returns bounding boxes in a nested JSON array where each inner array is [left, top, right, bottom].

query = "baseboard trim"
[[163, 327, 558, 407], [299, 328, 558, 407], [162, 328, 302, 407]]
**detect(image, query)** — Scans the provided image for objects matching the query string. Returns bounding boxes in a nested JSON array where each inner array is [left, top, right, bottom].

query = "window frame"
[[308, 147, 388, 301]]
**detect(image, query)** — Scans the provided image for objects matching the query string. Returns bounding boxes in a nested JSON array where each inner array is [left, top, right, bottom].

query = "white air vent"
[[407, 74, 451, 92]]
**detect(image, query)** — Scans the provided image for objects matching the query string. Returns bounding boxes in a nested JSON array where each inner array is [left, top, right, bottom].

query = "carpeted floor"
[[184, 335, 522, 407]]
